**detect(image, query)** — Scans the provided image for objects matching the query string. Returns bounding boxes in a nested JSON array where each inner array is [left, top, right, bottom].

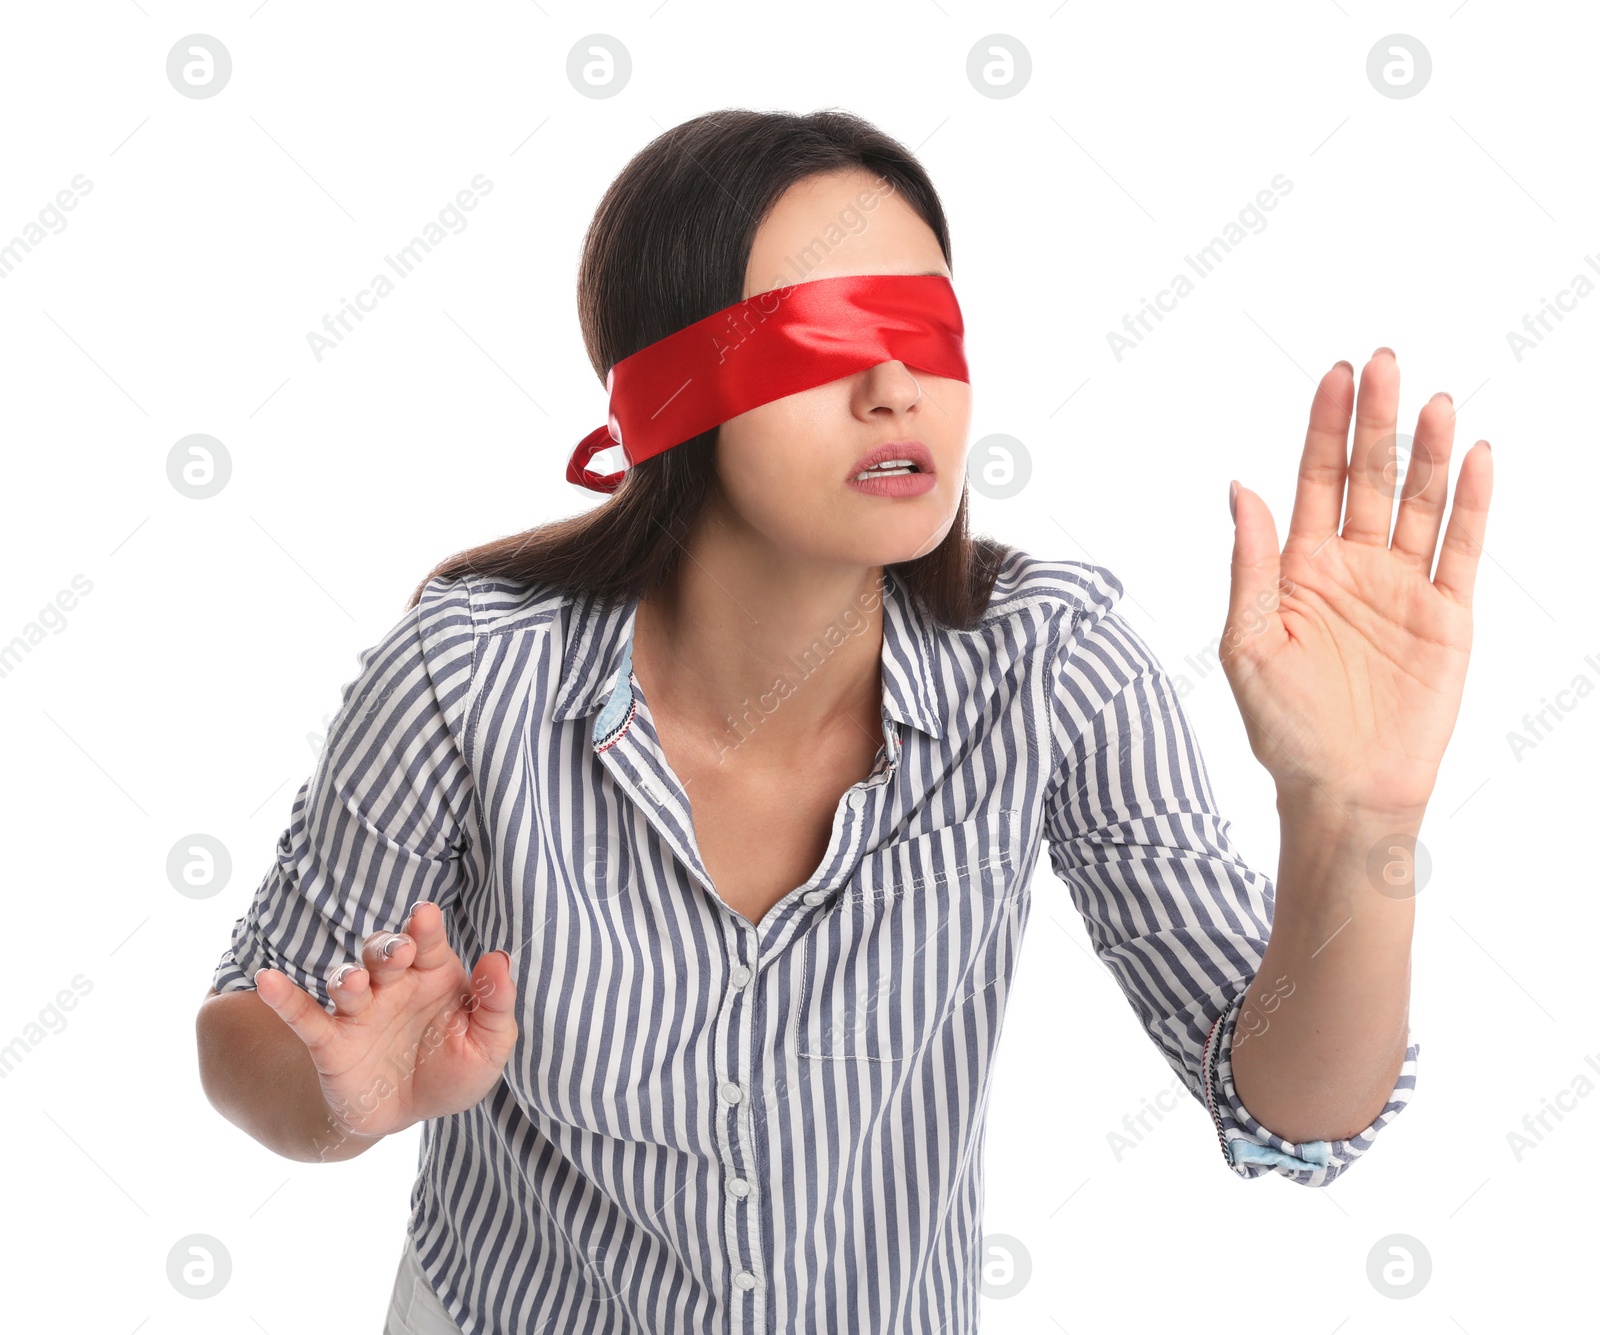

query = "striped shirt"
[[212, 548, 1420, 1333]]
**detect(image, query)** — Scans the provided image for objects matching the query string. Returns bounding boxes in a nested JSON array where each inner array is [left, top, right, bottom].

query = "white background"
[[0, 2, 1590, 1331]]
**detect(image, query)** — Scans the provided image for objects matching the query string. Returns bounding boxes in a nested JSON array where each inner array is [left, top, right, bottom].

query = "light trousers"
[[383, 1234, 462, 1335]]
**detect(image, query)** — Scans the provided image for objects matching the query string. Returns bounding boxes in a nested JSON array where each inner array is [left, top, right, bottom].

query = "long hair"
[[407, 107, 1011, 627]]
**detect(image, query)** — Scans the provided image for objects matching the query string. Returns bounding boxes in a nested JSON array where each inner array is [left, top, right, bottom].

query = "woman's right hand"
[[253, 902, 518, 1152]]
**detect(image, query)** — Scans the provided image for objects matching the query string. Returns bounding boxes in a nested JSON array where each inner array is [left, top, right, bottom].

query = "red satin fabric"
[[567, 273, 968, 492]]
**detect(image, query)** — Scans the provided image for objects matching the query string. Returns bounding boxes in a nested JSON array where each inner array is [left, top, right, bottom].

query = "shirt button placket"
[[720, 932, 765, 1329]]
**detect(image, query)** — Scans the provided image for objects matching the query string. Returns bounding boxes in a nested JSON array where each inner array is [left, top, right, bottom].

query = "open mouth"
[[854, 459, 923, 481]]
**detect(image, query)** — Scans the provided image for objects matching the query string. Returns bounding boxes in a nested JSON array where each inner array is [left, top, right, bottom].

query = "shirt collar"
[[550, 573, 946, 744]]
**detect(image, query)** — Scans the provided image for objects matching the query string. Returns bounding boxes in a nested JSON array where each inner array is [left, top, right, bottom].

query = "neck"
[[631, 510, 886, 768]]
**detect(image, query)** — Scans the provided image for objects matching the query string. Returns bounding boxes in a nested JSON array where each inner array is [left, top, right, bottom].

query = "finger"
[[360, 929, 415, 982], [255, 967, 337, 1053], [1285, 360, 1354, 554], [326, 962, 373, 1018], [1342, 348, 1402, 547], [402, 900, 454, 971], [1432, 440, 1493, 606], [1223, 481, 1286, 673], [1390, 391, 1456, 573], [463, 950, 520, 1050]]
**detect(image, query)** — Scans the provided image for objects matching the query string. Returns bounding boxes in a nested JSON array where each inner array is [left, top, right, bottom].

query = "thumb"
[[1222, 480, 1285, 667], [464, 950, 520, 1050]]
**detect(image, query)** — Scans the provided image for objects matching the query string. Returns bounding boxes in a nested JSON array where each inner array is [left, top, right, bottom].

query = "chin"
[[865, 522, 955, 567]]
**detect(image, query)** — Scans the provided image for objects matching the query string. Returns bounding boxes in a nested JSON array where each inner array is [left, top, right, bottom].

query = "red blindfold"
[[567, 272, 968, 493]]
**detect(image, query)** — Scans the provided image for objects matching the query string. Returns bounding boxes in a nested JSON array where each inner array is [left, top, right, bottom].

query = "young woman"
[[195, 109, 1493, 1333]]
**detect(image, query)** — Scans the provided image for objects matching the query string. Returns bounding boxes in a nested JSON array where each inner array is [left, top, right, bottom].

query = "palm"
[[255, 902, 519, 1148], [1218, 351, 1494, 820], [311, 963, 508, 1136]]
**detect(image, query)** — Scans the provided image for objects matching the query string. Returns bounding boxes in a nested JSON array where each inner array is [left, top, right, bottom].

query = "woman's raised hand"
[[253, 902, 518, 1153], [1218, 348, 1494, 823]]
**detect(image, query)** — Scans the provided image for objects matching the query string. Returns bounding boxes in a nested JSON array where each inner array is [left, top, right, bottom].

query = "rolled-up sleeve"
[[211, 574, 484, 1010], [1202, 986, 1418, 1182], [1042, 578, 1419, 1186]]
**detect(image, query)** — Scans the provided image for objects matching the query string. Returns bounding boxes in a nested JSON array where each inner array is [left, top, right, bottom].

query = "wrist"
[[1271, 785, 1424, 943], [309, 1109, 389, 1163], [1274, 779, 1427, 834]]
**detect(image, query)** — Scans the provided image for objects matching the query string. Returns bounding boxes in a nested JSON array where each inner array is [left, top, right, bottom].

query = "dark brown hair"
[[407, 107, 1010, 626]]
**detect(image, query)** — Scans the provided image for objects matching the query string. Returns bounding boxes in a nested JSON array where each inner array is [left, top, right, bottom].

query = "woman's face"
[[709, 167, 972, 569]]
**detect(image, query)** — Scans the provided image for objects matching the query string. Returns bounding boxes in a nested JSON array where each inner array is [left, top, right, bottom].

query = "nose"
[[855, 360, 923, 418]]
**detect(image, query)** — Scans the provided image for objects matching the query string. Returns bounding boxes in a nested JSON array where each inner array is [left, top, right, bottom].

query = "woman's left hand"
[[1218, 348, 1495, 822]]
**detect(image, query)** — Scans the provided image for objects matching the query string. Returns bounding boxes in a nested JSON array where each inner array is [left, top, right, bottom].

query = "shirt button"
[[729, 1177, 751, 1197], [721, 1080, 743, 1104], [730, 965, 752, 987], [734, 1270, 758, 1290], [801, 890, 825, 906], [847, 790, 865, 809]]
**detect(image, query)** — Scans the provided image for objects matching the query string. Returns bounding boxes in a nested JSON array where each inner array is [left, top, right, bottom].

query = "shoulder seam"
[[481, 608, 564, 639], [453, 575, 488, 778], [461, 574, 481, 681], [981, 554, 1122, 624], [1043, 600, 1082, 786]]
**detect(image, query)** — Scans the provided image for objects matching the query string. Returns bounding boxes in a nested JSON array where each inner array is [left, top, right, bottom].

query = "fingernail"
[[1432, 390, 1453, 404], [252, 967, 271, 986], [1373, 346, 1395, 360], [381, 933, 411, 958], [405, 899, 433, 921], [1332, 359, 1353, 374], [329, 962, 358, 988], [493, 950, 512, 969], [1228, 479, 1238, 523]]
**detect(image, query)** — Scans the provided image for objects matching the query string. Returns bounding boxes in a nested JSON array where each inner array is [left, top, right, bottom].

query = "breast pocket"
[[794, 807, 1025, 1064]]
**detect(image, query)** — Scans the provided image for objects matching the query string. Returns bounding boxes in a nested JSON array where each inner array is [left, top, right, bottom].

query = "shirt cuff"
[[211, 944, 257, 996], [210, 913, 335, 1010], [1202, 986, 1420, 1186]]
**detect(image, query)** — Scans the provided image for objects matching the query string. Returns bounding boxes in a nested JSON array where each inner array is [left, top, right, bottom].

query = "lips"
[[847, 440, 935, 481]]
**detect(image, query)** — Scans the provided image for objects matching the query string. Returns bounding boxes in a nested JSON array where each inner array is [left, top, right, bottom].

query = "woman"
[[195, 109, 1492, 1333]]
